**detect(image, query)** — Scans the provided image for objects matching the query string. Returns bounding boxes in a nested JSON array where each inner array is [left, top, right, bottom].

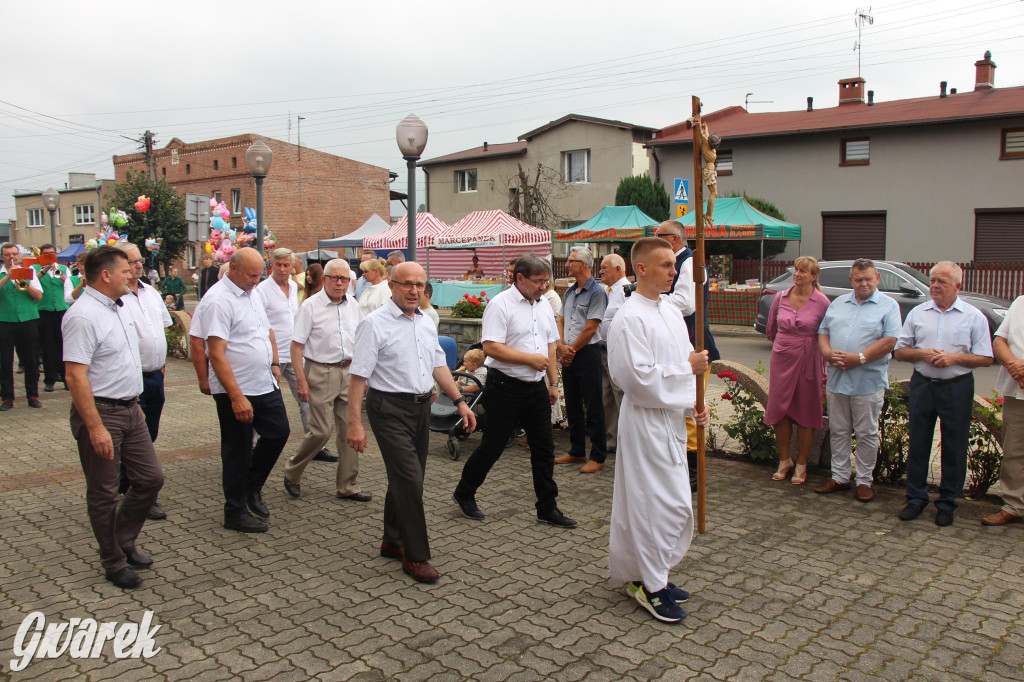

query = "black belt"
[[370, 389, 433, 403], [915, 371, 971, 386], [94, 396, 139, 407], [309, 359, 352, 368], [488, 367, 543, 387], [142, 370, 162, 378]]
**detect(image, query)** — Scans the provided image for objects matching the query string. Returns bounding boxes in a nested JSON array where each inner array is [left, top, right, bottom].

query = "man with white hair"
[[597, 253, 629, 454], [283, 259, 369, 502], [894, 261, 992, 527], [555, 245, 609, 473]]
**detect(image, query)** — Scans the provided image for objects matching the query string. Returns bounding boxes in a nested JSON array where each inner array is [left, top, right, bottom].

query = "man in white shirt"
[[117, 242, 173, 521], [984, 294, 1024, 526], [598, 254, 629, 455], [452, 255, 576, 528], [283, 259, 369, 501], [190, 247, 288, 533], [348, 262, 476, 584]]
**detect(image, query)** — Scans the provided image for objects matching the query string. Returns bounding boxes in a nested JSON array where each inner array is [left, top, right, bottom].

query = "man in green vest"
[[0, 243, 43, 409], [33, 244, 74, 392]]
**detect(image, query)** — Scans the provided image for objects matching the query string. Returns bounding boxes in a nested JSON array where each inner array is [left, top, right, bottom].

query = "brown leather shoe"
[[981, 510, 1024, 526], [580, 460, 605, 473], [402, 559, 439, 583], [855, 484, 875, 502], [555, 454, 586, 465], [380, 542, 404, 560], [814, 479, 852, 494]]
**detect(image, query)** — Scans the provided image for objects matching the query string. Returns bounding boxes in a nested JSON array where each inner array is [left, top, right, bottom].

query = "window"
[[162, 167, 166, 177], [232, 157, 237, 168], [1001, 128, 1024, 159], [187, 244, 198, 270], [231, 189, 241, 215], [563, 149, 590, 184], [213, 190, 222, 204], [716, 150, 733, 175], [877, 268, 914, 293], [841, 138, 870, 165], [186, 163, 191, 174], [817, 267, 851, 289], [213, 159, 219, 170], [455, 169, 477, 193], [26, 208, 44, 228], [171, 149, 179, 165], [74, 204, 94, 225]]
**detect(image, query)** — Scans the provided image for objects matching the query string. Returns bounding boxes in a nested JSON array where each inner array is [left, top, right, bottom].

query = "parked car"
[[753, 260, 1010, 336]]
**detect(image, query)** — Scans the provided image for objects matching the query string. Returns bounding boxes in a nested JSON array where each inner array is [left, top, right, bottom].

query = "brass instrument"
[[8, 267, 33, 292]]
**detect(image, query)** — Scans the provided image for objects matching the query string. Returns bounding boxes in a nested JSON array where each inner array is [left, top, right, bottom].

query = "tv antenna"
[[854, 7, 874, 78], [745, 92, 774, 112]]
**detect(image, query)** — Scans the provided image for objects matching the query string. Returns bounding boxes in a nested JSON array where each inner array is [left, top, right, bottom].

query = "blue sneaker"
[[634, 584, 686, 623], [627, 581, 690, 604]]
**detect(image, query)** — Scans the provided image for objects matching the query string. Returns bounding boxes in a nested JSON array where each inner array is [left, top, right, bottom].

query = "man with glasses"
[[283, 259, 370, 502], [453, 255, 577, 528], [348, 262, 476, 583], [32, 243, 74, 392], [555, 246, 609, 473]]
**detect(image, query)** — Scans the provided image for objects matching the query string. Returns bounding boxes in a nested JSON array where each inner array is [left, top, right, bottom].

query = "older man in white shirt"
[[598, 253, 629, 454], [283, 259, 369, 501]]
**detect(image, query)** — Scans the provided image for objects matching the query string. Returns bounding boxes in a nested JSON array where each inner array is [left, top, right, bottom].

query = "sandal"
[[772, 459, 795, 481], [792, 464, 808, 485]]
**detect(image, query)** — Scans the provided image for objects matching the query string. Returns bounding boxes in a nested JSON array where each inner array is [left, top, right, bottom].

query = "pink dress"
[[764, 287, 830, 428]]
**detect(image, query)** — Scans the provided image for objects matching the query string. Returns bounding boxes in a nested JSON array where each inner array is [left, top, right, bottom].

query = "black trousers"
[[905, 371, 973, 511], [0, 320, 39, 402], [562, 344, 607, 463], [213, 389, 290, 517], [456, 369, 559, 514], [38, 309, 66, 384]]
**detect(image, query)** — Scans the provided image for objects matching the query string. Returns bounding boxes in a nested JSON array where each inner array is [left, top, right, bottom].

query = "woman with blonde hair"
[[358, 257, 390, 315], [764, 256, 830, 485]]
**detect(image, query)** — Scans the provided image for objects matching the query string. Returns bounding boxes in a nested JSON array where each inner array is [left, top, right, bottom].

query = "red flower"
[[717, 371, 738, 382], [480, 291, 487, 297], [463, 293, 471, 300], [721, 393, 733, 401]]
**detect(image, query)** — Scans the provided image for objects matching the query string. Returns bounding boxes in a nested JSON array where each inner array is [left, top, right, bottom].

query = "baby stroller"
[[429, 370, 485, 461]]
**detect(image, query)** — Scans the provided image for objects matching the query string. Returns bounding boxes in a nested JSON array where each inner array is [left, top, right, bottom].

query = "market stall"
[[553, 205, 658, 242], [427, 210, 551, 285], [362, 212, 451, 260], [317, 214, 390, 258]]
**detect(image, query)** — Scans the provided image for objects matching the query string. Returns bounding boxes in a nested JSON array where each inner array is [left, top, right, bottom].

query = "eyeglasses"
[[655, 232, 680, 239], [127, 259, 144, 265], [565, 259, 582, 264], [392, 280, 426, 290], [528, 277, 550, 287], [324, 275, 351, 283]]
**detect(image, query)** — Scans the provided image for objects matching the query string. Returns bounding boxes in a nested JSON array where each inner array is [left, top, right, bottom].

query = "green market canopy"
[[554, 205, 659, 242], [674, 196, 801, 240]]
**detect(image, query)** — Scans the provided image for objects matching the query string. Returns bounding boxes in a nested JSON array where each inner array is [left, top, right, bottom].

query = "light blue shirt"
[[894, 297, 993, 380], [355, 275, 370, 299], [818, 290, 901, 395]]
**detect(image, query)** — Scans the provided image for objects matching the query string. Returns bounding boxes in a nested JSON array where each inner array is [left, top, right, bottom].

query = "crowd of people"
[[7, 222, 1021, 623]]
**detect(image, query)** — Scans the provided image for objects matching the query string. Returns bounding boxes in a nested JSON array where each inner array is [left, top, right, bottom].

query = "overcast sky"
[[2, 0, 1022, 226]]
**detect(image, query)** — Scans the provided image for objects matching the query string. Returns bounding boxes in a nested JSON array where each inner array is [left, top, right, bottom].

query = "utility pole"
[[144, 130, 157, 182]]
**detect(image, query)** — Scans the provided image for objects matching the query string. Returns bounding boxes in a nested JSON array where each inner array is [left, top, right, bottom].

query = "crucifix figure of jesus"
[[698, 121, 721, 228]]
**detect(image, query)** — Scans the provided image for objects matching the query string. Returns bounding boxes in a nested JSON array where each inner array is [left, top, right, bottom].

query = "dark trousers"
[[38, 310, 66, 384], [366, 389, 431, 562], [71, 402, 164, 575], [0, 320, 39, 401], [562, 344, 607, 463], [120, 371, 166, 496], [456, 369, 559, 513], [213, 389, 290, 517], [905, 371, 974, 511]]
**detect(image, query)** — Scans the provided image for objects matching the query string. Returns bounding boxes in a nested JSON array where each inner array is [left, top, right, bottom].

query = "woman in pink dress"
[[764, 256, 830, 485]]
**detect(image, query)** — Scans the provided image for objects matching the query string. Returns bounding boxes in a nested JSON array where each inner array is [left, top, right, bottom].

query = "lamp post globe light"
[[245, 139, 273, 256], [396, 114, 428, 261], [41, 187, 60, 249]]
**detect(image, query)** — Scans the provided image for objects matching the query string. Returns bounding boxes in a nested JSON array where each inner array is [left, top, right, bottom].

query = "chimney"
[[975, 50, 996, 90], [838, 77, 866, 105], [950, 87, 957, 95], [806, 96, 813, 112], [940, 81, 947, 98], [483, 141, 488, 151], [867, 90, 874, 106]]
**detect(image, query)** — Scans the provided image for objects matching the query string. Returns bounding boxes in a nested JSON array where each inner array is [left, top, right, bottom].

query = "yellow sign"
[[676, 204, 688, 218]]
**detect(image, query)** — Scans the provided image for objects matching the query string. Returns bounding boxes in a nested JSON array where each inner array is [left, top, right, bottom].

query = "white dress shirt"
[[994, 296, 1024, 400], [62, 287, 144, 400], [194, 276, 277, 396], [351, 300, 446, 394], [359, 280, 390, 316], [120, 281, 173, 372], [481, 285, 559, 382], [598, 276, 631, 345], [894, 297, 993, 380], [663, 248, 694, 316], [256, 276, 298, 360], [292, 288, 361, 363]]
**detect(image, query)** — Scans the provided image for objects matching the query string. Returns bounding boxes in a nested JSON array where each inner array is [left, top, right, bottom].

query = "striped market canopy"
[[436, 210, 551, 249], [363, 212, 451, 250], [554, 205, 659, 242]]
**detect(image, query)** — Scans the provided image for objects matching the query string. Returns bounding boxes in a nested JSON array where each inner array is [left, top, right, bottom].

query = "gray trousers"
[[71, 402, 164, 575], [366, 389, 431, 562], [279, 361, 310, 433], [827, 389, 885, 486], [600, 346, 623, 449]]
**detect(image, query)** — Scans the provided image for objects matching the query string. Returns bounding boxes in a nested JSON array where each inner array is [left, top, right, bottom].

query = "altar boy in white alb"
[[606, 236, 709, 624]]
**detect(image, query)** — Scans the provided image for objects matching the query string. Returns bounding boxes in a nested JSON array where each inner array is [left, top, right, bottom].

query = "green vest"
[[32, 264, 71, 312], [0, 277, 41, 322]]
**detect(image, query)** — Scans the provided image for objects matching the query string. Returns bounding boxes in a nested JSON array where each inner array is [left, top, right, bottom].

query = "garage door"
[[975, 211, 1024, 262], [822, 213, 886, 261]]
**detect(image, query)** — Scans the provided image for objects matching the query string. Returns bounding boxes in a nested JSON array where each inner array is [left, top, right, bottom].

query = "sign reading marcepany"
[[9, 611, 161, 672]]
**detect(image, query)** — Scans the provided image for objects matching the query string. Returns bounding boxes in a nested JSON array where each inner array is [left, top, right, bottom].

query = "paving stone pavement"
[[0, 358, 1022, 681]]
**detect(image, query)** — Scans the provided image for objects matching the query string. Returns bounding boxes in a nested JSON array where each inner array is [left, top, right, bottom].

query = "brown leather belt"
[[308, 359, 352, 368]]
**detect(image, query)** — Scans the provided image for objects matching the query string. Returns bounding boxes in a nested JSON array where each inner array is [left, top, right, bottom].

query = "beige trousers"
[[998, 396, 1024, 516], [600, 346, 623, 450]]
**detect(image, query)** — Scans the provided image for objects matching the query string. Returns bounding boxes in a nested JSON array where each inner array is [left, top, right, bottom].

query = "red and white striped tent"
[[362, 212, 451, 252], [427, 210, 552, 280]]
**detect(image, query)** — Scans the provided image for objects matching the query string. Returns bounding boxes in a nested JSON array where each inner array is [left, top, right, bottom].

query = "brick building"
[[112, 134, 391, 267]]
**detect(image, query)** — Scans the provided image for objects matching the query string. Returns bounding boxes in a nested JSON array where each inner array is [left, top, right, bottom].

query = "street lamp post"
[[41, 188, 60, 249], [245, 140, 273, 256], [396, 114, 428, 261]]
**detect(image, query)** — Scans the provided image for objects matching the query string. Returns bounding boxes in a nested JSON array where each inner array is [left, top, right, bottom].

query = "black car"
[[753, 260, 1010, 336]]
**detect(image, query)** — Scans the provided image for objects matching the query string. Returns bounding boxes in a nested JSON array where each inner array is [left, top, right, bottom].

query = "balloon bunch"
[[236, 207, 276, 250], [86, 210, 129, 249], [145, 237, 163, 268], [204, 198, 237, 262]]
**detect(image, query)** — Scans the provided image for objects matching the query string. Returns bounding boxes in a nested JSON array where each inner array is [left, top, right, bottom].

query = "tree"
[[106, 171, 188, 271], [505, 163, 578, 230], [614, 174, 670, 222], [702, 191, 789, 260]]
